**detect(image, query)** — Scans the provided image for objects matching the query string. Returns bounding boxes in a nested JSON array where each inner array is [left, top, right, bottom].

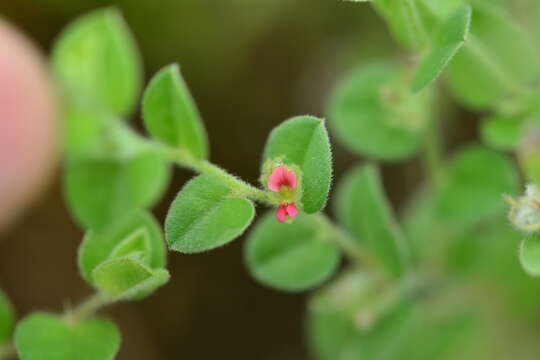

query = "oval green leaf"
[[165, 175, 255, 253], [52, 8, 142, 116], [335, 165, 411, 278], [328, 63, 430, 161], [412, 5, 471, 92], [245, 213, 340, 292], [142, 64, 209, 159], [446, 2, 538, 109], [0, 290, 14, 344], [435, 145, 519, 227], [65, 149, 170, 230], [92, 257, 170, 300], [15, 313, 120, 360], [78, 211, 166, 284], [520, 235, 540, 276], [480, 115, 523, 151], [263, 116, 332, 213]]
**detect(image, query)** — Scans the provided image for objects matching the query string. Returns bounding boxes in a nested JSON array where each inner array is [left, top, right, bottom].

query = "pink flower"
[[267, 165, 297, 192], [276, 203, 298, 223]]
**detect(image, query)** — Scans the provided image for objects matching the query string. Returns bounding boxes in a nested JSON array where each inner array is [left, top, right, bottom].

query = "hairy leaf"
[[166, 175, 255, 253]]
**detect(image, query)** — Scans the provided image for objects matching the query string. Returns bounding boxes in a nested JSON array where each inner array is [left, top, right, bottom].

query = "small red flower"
[[276, 203, 298, 223], [268, 166, 299, 223], [267, 165, 297, 192]]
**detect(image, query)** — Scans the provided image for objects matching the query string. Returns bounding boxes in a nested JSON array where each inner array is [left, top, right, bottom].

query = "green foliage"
[[245, 213, 341, 292], [446, 2, 538, 109], [520, 235, 540, 276], [15, 313, 120, 360], [263, 116, 332, 213], [78, 211, 166, 284], [435, 145, 518, 227], [166, 175, 255, 253], [307, 273, 478, 360], [0, 290, 14, 344], [52, 8, 142, 117], [480, 115, 523, 151], [328, 63, 431, 161], [93, 258, 170, 300], [335, 165, 410, 277], [65, 149, 170, 230], [142, 64, 209, 159], [412, 5, 471, 92]]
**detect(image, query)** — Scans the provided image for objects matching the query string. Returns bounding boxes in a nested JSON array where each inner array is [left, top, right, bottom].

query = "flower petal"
[[284, 167, 297, 189], [268, 166, 286, 192], [276, 204, 287, 222], [286, 203, 298, 218]]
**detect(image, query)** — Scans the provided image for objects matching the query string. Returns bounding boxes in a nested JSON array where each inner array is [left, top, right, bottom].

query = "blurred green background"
[[0, 0, 501, 359]]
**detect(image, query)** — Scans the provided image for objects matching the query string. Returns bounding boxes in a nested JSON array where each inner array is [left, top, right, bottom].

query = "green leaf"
[[244, 213, 340, 292], [412, 6, 471, 92], [15, 313, 120, 360], [435, 145, 518, 227], [165, 175, 255, 253], [79, 211, 166, 284], [65, 149, 170, 230], [446, 2, 539, 109], [520, 235, 540, 276], [142, 64, 209, 159], [92, 257, 169, 300], [263, 116, 332, 213], [328, 63, 430, 161], [0, 290, 15, 344], [52, 8, 142, 116], [480, 115, 523, 151], [62, 102, 106, 156], [335, 165, 410, 278]]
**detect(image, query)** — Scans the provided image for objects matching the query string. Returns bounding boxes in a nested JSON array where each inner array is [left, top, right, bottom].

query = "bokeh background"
[[0, 0, 496, 359]]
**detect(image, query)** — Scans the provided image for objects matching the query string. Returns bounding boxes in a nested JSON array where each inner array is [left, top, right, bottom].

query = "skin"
[[0, 19, 57, 232]]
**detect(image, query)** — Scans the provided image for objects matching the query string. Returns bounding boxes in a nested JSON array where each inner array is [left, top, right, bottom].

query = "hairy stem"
[[313, 214, 384, 274], [0, 343, 15, 360], [62, 292, 111, 325], [147, 139, 273, 205]]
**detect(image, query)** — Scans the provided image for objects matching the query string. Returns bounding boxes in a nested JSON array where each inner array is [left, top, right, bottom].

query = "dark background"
[[0, 1, 477, 359]]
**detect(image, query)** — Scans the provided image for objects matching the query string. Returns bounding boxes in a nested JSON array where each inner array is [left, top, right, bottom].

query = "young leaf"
[[166, 175, 255, 253], [263, 116, 332, 213], [446, 2, 538, 109], [480, 115, 523, 151], [142, 64, 208, 159], [412, 5, 471, 92], [65, 149, 170, 230], [15, 313, 120, 360], [435, 145, 518, 227], [245, 213, 340, 292], [62, 102, 106, 156], [0, 290, 14, 344], [335, 165, 410, 278], [328, 63, 430, 161], [78, 211, 166, 284], [92, 257, 169, 300], [520, 235, 540, 276], [52, 8, 142, 116]]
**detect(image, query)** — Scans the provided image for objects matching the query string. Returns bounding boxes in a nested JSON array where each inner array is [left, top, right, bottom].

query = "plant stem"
[[0, 343, 15, 360], [467, 35, 530, 96], [62, 292, 111, 325], [423, 104, 443, 189], [403, 0, 428, 49], [148, 140, 273, 205], [314, 214, 384, 274]]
